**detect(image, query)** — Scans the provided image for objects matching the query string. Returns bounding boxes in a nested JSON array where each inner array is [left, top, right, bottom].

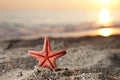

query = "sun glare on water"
[[98, 28, 114, 37]]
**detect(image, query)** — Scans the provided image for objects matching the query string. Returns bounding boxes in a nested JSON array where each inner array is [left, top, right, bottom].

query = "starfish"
[[28, 37, 66, 69]]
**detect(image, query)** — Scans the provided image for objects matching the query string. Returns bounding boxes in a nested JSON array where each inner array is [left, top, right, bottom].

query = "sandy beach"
[[1, 0, 120, 79], [0, 35, 120, 80]]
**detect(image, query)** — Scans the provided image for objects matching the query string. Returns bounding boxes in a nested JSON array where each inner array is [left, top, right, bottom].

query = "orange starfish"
[[28, 37, 66, 69]]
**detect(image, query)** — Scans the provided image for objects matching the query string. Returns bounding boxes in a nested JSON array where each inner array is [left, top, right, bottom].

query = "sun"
[[99, 8, 111, 26]]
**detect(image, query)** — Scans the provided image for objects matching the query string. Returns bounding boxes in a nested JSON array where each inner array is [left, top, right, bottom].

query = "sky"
[[0, 0, 119, 10]]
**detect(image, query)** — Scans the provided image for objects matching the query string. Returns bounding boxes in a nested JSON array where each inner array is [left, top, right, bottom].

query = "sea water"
[[0, 10, 120, 28], [0, 10, 120, 38]]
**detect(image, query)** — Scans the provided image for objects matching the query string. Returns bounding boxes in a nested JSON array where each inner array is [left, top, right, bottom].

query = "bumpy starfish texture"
[[28, 37, 66, 69]]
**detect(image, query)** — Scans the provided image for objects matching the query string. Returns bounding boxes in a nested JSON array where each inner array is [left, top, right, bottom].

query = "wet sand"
[[0, 35, 120, 80]]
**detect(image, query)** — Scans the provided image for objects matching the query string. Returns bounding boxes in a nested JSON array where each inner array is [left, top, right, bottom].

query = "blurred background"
[[0, 0, 120, 39]]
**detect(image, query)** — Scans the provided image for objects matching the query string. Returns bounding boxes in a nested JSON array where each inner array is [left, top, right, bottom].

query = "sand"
[[0, 35, 120, 80]]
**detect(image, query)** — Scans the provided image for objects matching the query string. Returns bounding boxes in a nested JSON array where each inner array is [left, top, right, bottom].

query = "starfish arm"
[[49, 50, 66, 59], [41, 60, 56, 69], [38, 59, 46, 66], [28, 50, 45, 58], [48, 58, 57, 68], [43, 37, 52, 55]]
